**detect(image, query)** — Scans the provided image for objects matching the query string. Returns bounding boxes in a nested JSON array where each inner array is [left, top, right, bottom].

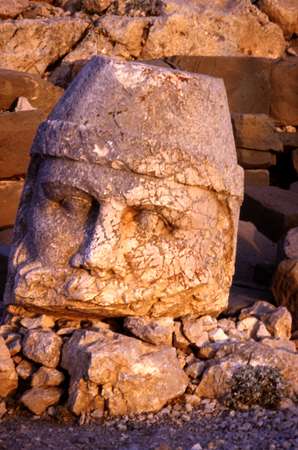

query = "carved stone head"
[[5, 57, 243, 319]]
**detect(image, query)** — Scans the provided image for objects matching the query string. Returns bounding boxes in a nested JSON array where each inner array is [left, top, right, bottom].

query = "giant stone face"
[[5, 57, 243, 319]]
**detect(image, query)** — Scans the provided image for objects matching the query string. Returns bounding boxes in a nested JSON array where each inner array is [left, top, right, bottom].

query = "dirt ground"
[[0, 402, 297, 450]]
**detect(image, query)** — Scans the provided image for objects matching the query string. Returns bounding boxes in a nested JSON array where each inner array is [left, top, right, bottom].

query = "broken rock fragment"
[[21, 387, 62, 415], [23, 329, 62, 368], [0, 336, 18, 397]]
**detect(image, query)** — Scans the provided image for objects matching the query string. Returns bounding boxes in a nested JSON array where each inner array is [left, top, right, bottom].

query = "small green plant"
[[224, 365, 288, 410]]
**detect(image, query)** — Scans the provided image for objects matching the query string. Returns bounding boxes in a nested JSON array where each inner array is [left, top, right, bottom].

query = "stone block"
[[273, 259, 298, 330], [0, 111, 46, 178], [167, 56, 272, 114], [0, 181, 24, 228], [241, 186, 298, 241], [237, 148, 276, 169], [0, 0, 29, 19], [0, 69, 63, 113], [271, 58, 298, 125], [232, 114, 283, 151], [244, 170, 270, 186]]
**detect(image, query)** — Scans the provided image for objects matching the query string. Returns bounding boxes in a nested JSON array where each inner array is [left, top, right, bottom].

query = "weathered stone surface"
[[68, 378, 104, 417], [259, 0, 298, 37], [31, 367, 64, 387], [272, 259, 298, 330], [0, 336, 18, 397], [124, 317, 174, 346], [237, 148, 276, 169], [241, 186, 298, 241], [5, 333, 22, 356], [22, 1, 65, 18], [239, 300, 276, 321], [169, 56, 272, 115], [6, 56, 243, 319], [196, 340, 298, 400], [23, 330, 62, 368], [182, 316, 217, 346], [232, 114, 283, 152], [227, 286, 274, 316], [20, 315, 55, 329], [62, 329, 188, 415], [0, 181, 24, 228], [281, 227, 298, 260], [0, 18, 90, 76], [0, 0, 29, 19], [0, 69, 62, 113], [244, 169, 270, 186], [234, 221, 277, 287], [237, 317, 259, 339], [271, 58, 298, 126], [0, 111, 46, 178], [15, 359, 34, 379], [261, 337, 296, 353], [21, 386, 62, 415]]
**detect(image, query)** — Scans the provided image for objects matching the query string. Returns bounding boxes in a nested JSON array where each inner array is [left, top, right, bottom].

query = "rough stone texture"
[[124, 317, 174, 346], [20, 315, 55, 329], [244, 170, 270, 186], [5, 56, 243, 319], [0, 181, 24, 228], [168, 56, 272, 115], [196, 340, 298, 400], [22, 329, 62, 368], [241, 186, 298, 241], [21, 386, 62, 415], [31, 367, 64, 387], [182, 316, 217, 346], [239, 300, 276, 321], [0, 110, 46, 178], [68, 378, 104, 417], [0, 18, 90, 76], [0, 0, 29, 19], [62, 329, 188, 415], [232, 114, 283, 152], [272, 259, 298, 330], [265, 306, 292, 339], [227, 286, 275, 316], [282, 227, 298, 260], [15, 359, 34, 379], [0, 69, 63, 113], [234, 221, 276, 287], [237, 148, 276, 169], [0, 336, 18, 397], [271, 58, 298, 126], [259, 0, 298, 37]]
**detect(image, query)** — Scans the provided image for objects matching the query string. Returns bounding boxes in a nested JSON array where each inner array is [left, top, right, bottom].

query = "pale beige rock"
[[0, 336, 18, 397], [62, 329, 188, 415], [124, 317, 174, 346], [209, 328, 229, 343], [14, 97, 36, 112], [23, 330, 62, 368], [20, 315, 55, 329], [0, 0, 29, 18], [259, 0, 298, 37], [6, 57, 243, 319], [21, 386, 62, 415], [266, 306, 292, 339], [217, 319, 236, 335], [16, 359, 34, 379], [237, 317, 259, 338], [31, 367, 64, 387], [5, 333, 22, 356], [255, 322, 271, 340], [273, 260, 298, 331], [182, 316, 217, 346], [0, 18, 90, 76], [185, 360, 206, 380], [173, 322, 190, 351], [68, 378, 104, 416], [196, 340, 298, 400]]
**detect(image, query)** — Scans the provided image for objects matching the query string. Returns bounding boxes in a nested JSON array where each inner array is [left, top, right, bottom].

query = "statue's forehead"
[[37, 157, 208, 211]]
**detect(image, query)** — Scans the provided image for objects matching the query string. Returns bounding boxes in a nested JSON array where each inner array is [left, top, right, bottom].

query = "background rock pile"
[[0, 297, 297, 419]]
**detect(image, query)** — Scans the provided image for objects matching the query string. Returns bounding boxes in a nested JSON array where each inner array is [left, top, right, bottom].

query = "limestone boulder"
[[241, 186, 298, 241], [271, 58, 298, 126], [196, 340, 298, 401], [0, 0, 29, 19], [124, 317, 174, 346], [0, 181, 24, 228], [272, 259, 298, 330], [23, 330, 62, 368], [62, 329, 188, 415], [0, 336, 18, 397], [31, 367, 64, 387], [259, 0, 298, 37], [0, 18, 90, 76], [21, 386, 62, 415]]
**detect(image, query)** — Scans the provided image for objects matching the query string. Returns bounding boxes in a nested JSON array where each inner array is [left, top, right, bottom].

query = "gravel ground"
[[0, 402, 297, 450]]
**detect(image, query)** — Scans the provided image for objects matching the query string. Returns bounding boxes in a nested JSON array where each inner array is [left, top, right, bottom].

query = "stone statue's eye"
[[41, 183, 92, 213], [136, 209, 174, 233]]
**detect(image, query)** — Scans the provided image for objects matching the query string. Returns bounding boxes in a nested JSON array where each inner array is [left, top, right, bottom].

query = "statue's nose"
[[71, 199, 126, 273]]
